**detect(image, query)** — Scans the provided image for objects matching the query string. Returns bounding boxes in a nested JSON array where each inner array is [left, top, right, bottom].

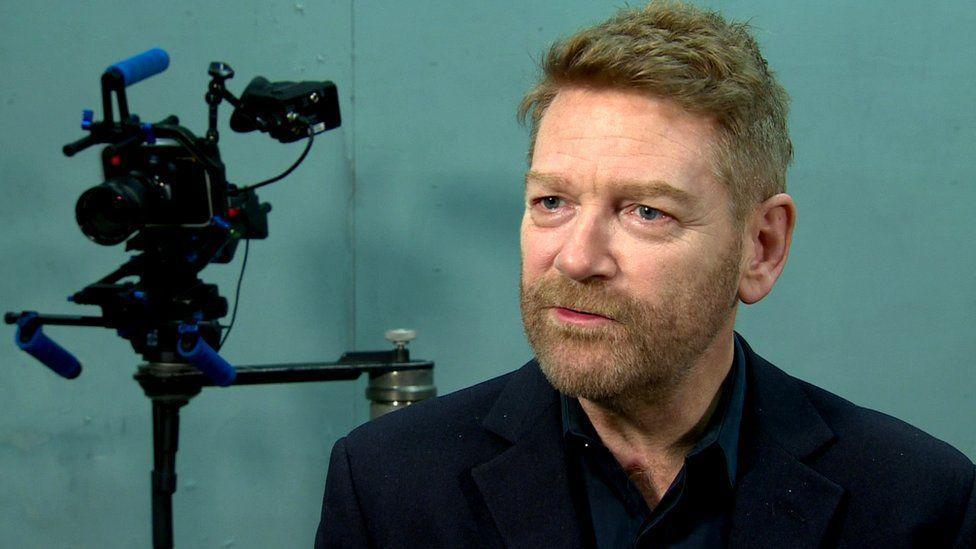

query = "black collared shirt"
[[561, 335, 747, 548]]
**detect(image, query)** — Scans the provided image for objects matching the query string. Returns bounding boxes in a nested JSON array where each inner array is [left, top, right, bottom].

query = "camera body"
[[69, 53, 339, 252], [76, 144, 220, 245]]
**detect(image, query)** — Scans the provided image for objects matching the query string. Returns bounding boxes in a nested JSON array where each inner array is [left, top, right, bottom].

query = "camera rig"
[[4, 49, 434, 549]]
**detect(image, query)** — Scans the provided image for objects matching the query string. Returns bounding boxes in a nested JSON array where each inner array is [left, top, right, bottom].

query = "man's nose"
[[553, 212, 617, 281]]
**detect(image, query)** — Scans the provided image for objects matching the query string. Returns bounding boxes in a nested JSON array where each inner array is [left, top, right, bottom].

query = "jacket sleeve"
[[953, 465, 976, 549], [314, 436, 372, 548]]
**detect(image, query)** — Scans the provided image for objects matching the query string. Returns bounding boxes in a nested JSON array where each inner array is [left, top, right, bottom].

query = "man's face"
[[519, 87, 744, 403]]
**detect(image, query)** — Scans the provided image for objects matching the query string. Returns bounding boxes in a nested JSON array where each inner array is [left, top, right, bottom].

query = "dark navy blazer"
[[315, 338, 976, 548]]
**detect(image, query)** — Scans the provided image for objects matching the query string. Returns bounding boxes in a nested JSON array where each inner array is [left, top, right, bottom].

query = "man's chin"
[[535, 350, 630, 400], [533, 340, 614, 373], [539, 367, 627, 402]]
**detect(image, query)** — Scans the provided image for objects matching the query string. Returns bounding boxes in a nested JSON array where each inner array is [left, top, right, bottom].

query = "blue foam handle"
[[177, 331, 236, 386], [15, 324, 82, 379], [107, 48, 170, 87]]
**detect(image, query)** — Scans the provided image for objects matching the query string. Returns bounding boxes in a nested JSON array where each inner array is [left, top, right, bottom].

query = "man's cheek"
[[523, 235, 562, 273]]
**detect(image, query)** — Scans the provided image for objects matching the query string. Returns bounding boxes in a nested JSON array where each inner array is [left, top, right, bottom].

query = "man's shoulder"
[[747, 348, 975, 543], [795, 375, 974, 482], [746, 343, 972, 474], [751, 350, 974, 527], [798, 376, 969, 462]]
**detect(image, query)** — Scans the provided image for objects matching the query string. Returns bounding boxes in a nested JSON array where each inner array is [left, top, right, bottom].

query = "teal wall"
[[1, 1, 973, 546]]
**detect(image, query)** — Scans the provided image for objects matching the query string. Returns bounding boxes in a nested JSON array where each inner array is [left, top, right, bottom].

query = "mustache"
[[520, 276, 639, 322]]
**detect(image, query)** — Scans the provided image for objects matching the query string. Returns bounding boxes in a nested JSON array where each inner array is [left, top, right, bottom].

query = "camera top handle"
[[102, 47, 170, 124], [63, 47, 170, 157], [107, 47, 170, 87]]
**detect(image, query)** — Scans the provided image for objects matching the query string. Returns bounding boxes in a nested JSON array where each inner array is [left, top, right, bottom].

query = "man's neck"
[[578, 329, 736, 506]]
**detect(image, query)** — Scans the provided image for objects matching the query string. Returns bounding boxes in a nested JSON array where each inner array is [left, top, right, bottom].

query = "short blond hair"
[[518, 0, 792, 222]]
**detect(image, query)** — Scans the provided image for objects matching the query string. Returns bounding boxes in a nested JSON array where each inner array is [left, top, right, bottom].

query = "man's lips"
[[549, 306, 615, 325]]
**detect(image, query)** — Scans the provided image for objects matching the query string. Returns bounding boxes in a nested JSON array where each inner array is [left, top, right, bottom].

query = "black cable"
[[231, 130, 314, 195], [219, 122, 312, 344], [219, 238, 250, 349]]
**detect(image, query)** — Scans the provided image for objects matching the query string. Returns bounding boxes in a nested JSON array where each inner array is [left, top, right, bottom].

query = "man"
[[316, 2, 975, 547]]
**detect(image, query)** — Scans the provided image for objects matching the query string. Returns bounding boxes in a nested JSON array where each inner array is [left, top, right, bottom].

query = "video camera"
[[6, 48, 341, 383]]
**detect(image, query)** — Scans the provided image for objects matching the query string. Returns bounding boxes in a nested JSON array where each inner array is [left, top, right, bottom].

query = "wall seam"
[[348, 0, 357, 350]]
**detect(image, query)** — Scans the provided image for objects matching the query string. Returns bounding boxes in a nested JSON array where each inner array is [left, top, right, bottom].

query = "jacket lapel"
[[730, 340, 845, 548], [730, 439, 845, 547], [471, 361, 584, 548]]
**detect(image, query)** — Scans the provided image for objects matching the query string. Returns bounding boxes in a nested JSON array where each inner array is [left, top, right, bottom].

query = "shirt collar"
[[560, 333, 747, 487]]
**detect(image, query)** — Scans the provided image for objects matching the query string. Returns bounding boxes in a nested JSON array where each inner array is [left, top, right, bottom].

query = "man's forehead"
[[527, 88, 725, 204]]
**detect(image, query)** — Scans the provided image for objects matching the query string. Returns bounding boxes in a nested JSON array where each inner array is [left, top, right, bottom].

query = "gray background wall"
[[1, 1, 973, 547]]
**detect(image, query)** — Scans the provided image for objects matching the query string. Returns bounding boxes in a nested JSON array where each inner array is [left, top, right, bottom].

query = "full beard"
[[519, 240, 742, 408]]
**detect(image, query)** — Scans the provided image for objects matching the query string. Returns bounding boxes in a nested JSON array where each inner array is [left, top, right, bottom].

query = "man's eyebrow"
[[524, 171, 568, 187], [524, 170, 700, 208]]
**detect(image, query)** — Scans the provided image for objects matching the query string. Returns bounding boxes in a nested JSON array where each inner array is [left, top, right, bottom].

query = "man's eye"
[[635, 205, 665, 221], [538, 196, 564, 210]]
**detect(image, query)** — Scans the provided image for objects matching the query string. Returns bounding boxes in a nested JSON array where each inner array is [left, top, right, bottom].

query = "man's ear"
[[738, 193, 796, 305]]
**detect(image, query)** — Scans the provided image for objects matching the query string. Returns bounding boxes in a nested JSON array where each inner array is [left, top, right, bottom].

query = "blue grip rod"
[[15, 326, 82, 379], [106, 47, 170, 87], [177, 335, 236, 387]]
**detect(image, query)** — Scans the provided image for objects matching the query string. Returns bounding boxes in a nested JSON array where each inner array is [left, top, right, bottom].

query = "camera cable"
[[218, 238, 249, 349], [231, 128, 314, 195]]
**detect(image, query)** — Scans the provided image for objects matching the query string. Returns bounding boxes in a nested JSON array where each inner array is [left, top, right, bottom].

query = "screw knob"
[[81, 109, 94, 130], [207, 61, 235, 80], [385, 329, 417, 346]]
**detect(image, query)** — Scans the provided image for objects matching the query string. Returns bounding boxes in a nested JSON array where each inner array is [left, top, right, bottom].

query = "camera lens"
[[75, 176, 150, 245]]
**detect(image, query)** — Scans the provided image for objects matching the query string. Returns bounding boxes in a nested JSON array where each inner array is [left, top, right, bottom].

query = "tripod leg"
[[151, 398, 186, 549]]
